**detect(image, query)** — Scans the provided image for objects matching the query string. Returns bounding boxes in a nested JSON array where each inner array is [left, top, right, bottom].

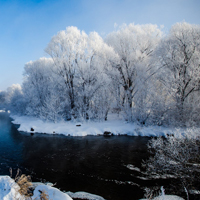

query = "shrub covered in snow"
[[144, 136, 200, 199]]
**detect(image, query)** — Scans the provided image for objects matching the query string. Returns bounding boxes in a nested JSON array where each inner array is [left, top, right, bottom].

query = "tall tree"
[[46, 27, 115, 120], [157, 22, 200, 125], [22, 57, 63, 121], [45, 27, 85, 118], [106, 23, 162, 121]]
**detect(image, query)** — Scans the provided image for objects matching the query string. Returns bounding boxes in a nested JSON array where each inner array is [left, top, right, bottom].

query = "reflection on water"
[[0, 112, 162, 200]]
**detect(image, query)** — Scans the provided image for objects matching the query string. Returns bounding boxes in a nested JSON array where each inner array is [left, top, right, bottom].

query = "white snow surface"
[[140, 195, 184, 200], [66, 191, 105, 200], [32, 184, 72, 200], [0, 176, 24, 200], [11, 115, 200, 138], [0, 176, 72, 200]]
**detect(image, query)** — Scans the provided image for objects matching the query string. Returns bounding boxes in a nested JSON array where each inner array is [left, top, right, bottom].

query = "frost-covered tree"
[[11, 22, 200, 126], [144, 135, 200, 199], [8, 85, 25, 114], [75, 32, 115, 120], [106, 23, 163, 122], [4, 84, 25, 114], [0, 90, 7, 110], [156, 22, 200, 125], [46, 26, 115, 120], [45, 27, 87, 118], [144, 80, 174, 126], [23, 58, 64, 122]]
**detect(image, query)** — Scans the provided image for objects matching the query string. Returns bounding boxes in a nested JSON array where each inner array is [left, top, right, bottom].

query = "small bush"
[[10, 168, 32, 198], [39, 190, 49, 200], [143, 136, 200, 199]]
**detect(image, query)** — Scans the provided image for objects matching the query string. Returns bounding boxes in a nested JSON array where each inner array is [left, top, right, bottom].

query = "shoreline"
[[0, 175, 184, 200], [10, 114, 200, 138]]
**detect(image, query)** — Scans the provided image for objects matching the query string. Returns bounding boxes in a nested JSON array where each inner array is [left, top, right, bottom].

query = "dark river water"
[[0, 112, 169, 200]]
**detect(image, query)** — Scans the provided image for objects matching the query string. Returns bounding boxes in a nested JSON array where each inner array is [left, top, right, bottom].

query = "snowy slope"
[[32, 184, 72, 200], [0, 176, 24, 200]]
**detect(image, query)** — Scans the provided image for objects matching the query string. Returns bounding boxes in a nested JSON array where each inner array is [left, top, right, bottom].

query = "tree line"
[[1, 22, 200, 126]]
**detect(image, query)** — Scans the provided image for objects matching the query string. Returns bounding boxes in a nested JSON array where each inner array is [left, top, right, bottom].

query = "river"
[[0, 112, 168, 200]]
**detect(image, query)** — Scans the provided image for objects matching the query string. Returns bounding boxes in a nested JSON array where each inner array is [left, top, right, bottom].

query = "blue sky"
[[0, 0, 200, 90]]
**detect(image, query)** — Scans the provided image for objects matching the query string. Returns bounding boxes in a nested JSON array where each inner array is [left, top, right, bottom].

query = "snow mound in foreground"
[[32, 184, 72, 200], [0, 176, 24, 200], [66, 191, 105, 200], [0, 176, 73, 200]]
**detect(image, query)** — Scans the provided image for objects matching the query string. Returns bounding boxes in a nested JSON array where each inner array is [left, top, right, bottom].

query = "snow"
[[0, 176, 186, 200], [189, 190, 200, 194], [32, 184, 72, 200], [0, 176, 107, 200], [0, 176, 72, 200], [66, 191, 105, 200], [126, 164, 141, 172], [0, 176, 24, 200], [11, 114, 200, 138], [140, 195, 184, 200]]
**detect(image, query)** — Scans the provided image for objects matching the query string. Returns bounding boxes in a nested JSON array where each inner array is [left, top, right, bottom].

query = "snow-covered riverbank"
[[0, 176, 72, 200], [0, 176, 184, 200], [0, 175, 106, 200], [11, 114, 200, 138]]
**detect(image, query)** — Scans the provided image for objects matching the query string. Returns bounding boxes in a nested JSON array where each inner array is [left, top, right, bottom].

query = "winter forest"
[[1, 22, 200, 127]]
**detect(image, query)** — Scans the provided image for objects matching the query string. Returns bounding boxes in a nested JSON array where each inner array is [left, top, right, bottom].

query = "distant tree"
[[5, 84, 26, 114], [0, 90, 7, 110]]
